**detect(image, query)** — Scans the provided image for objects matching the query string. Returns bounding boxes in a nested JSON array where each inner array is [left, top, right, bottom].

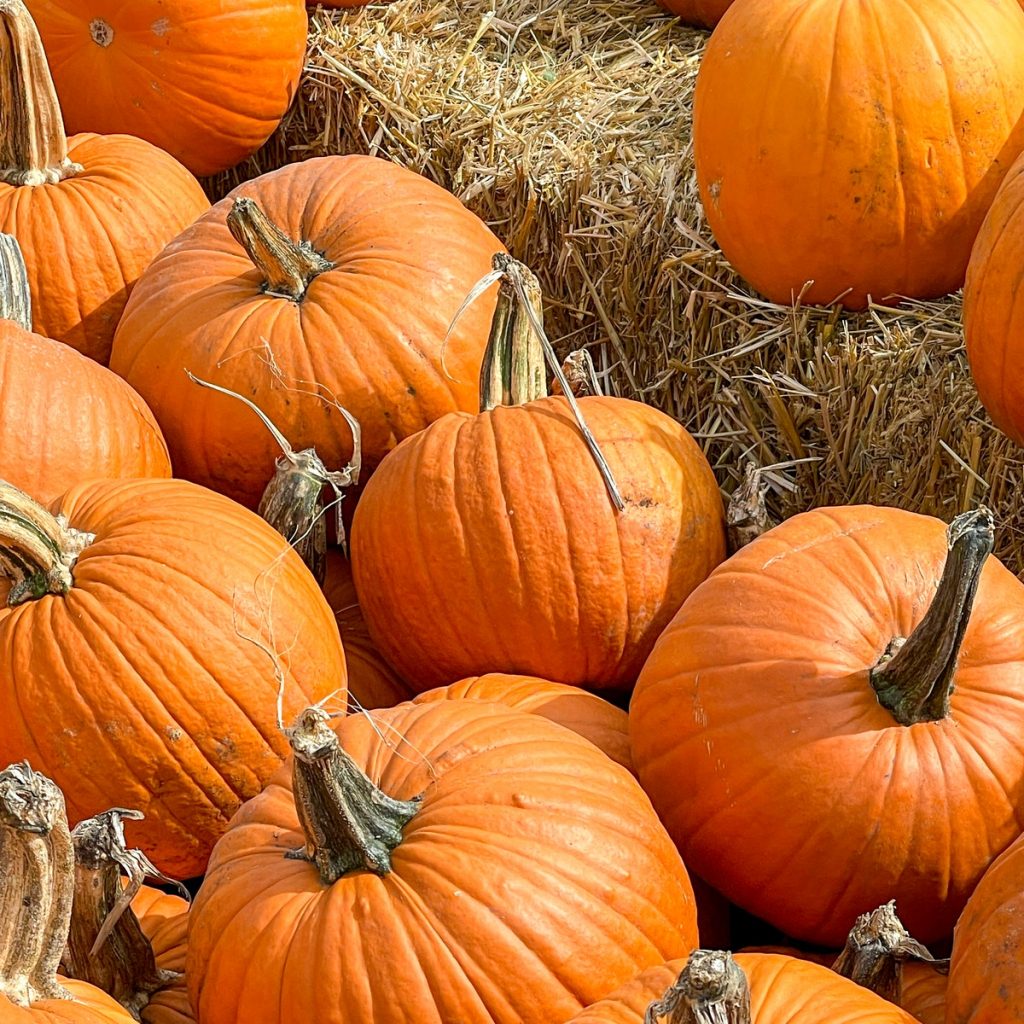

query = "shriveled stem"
[[286, 707, 421, 884], [0, 233, 31, 330], [227, 198, 334, 301], [871, 507, 994, 724], [645, 950, 752, 1024], [726, 463, 771, 554], [0, 0, 81, 185]]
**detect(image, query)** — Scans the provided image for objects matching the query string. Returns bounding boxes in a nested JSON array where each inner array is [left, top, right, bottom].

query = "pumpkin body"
[[900, 965, 946, 1024], [0, 986, 138, 1023], [630, 505, 1024, 946], [0, 320, 170, 502], [187, 701, 698, 1024], [0, 133, 208, 364], [946, 830, 1024, 1023], [693, 0, 1024, 308], [0, 478, 343, 878], [110, 155, 504, 510], [414, 674, 632, 771], [567, 953, 917, 1023], [964, 149, 1024, 446], [322, 550, 412, 710], [655, 0, 732, 28], [131, 886, 191, 1024], [352, 395, 725, 690], [23, 0, 308, 176]]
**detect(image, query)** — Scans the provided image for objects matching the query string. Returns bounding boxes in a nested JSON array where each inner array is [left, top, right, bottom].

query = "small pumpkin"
[[187, 700, 699, 1024], [631, 505, 1024, 945], [110, 157, 505, 510], [655, 0, 732, 28], [351, 257, 726, 691], [693, 0, 1024, 308], [0, 0, 209, 363], [0, 477, 344, 879], [23, 0, 308, 177]]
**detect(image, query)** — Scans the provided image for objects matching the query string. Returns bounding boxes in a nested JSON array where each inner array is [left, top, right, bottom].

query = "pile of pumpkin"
[[1, 0, 1024, 1023]]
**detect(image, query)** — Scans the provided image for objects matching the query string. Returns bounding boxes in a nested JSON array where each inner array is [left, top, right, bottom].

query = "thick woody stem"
[[0, 233, 31, 330], [645, 950, 752, 1024]]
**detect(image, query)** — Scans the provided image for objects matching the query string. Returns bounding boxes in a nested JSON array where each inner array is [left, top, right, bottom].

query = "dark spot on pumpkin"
[[407, 386, 416, 396]]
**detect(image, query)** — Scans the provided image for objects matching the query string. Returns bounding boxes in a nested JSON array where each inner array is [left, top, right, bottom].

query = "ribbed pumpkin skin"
[[414, 675, 632, 771], [900, 965, 946, 1024], [351, 396, 725, 691], [0, 478, 343, 879], [693, 0, 1024, 309], [964, 150, 1024, 446], [321, 550, 412, 710], [110, 155, 504, 511], [630, 505, 1024, 946], [0, 321, 170, 503], [187, 701, 698, 1024], [946, 831, 1024, 1023], [655, 0, 732, 28], [567, 953, 917, 1024], [131, 887, 192, 1024], [23, 1, 307, 177], [0, 133, 209, 364], [2, 986, 138, 1023]]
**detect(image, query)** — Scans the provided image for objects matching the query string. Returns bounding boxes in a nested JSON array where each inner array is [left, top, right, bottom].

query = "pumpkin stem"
[[187, 373, 362, 581], [0, 0, 82, 185], [0, 480, 95, 606], [227, 198, 334, 301], [0, 762, 75, 1007], [831, 901, 948, 1005], [726, 463, 771, 554], [553, 349, 604, 398], [62, 809, 185, 1021], [870, 507, 994, 725], [644, 950, 752, 1024], [0, 234, 31, 330], [286, 706, 421, 885]]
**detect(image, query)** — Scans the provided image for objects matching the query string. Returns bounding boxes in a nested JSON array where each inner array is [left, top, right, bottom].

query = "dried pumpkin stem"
[[286, 707, 421, 885], [726, 463, 771, 554], [0, 762, 75, 1007], [0, 0, 81, 185], [870, 506, 994, 725], [227, 198, 334, 301], [63, 809, 184, 1021], [831, 901, 948, 1005], [0, 233, 31, 330], [645, 950, 752, 1024], [553, 349, 604, 398]]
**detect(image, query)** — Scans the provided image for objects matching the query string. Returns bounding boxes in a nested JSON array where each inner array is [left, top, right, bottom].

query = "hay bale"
[[207, 0, 1024, 571]]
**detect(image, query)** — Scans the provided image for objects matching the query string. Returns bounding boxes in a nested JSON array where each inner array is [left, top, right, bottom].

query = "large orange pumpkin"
[[110, 156, 505, 510], [351, 258, 726, 691], [0, 235, 170, 502], [946, 829, 1024, 1022], [187, 700, 698, 1024], [693, 0, 1024, 309], [0, 478, 344, 879], [23, 0, 308, 176], [0, 0, 209, 363], [631, 505, 1024, 946]]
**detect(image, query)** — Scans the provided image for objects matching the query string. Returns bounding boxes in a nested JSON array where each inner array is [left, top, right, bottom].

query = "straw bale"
[[206, 0, 1024, 572]]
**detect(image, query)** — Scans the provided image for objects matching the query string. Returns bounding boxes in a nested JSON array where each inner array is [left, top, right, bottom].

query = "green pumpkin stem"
[[0, 234, 31, 330], [831, 901, 948, 1005], [0, 481, 95, 606], [645, 950, 752, 1024], [286, 707, 421, 885], [63, 809, 185, 1021], [0, 762, 75, 1007], [0, 0, 81, 185], [227, 198, 334, 302], [870, 507, 994, 725]]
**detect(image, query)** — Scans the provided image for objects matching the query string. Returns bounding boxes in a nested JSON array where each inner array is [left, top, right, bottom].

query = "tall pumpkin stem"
[[286, 707, 421, 884], [644, 950, 752, 1024], [0, 233, 31, 330], [0, 0, 82, 185], [870, 507, 994, 725], [0, 481, 95, 606], [0, 762, 75, 1007], [227, 198, 334, 301], [63, 809, 184, 1021], [831, 902, 948, 1005]]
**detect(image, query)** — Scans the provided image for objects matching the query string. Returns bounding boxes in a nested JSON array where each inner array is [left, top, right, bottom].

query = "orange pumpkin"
[[110, 157, 505, 510], [0, 0, 209, 363], [187, 700, 699, 1024], [693, 0, 1024, 309], [0, 235, 170, 502], [23, 0, 308, 176], [655, 0, 732, 28], [631, 505, 1024, 946], [0, 478, 343, 878], [351, 258, 726, 691]]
